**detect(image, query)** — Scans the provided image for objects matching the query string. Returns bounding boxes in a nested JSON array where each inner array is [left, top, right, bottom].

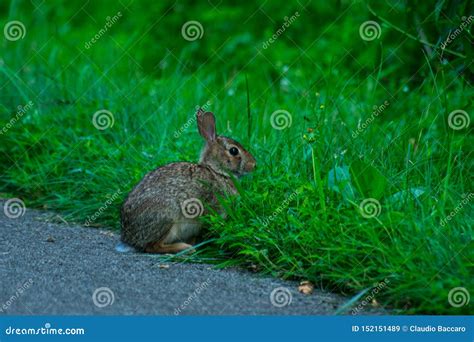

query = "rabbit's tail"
[[115, 241, 137, 253]]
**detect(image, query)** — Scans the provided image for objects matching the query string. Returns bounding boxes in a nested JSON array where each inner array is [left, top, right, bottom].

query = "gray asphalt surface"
[[0, 201, 372, 315]]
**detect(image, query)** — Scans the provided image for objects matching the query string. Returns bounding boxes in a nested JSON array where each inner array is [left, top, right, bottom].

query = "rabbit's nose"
[[247, 160, 256, 171]]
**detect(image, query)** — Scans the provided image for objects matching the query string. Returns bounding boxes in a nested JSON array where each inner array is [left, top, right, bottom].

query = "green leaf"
[[327, 164, 357, 201], [349, 160, 388, 199]]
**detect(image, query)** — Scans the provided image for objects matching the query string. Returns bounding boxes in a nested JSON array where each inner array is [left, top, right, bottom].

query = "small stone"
[[298, 280, 314, 295]]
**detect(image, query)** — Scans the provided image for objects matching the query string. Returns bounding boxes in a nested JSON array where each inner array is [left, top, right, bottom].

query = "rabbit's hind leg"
[[145, 241, 193, 254], [144, 221, 197, 254]]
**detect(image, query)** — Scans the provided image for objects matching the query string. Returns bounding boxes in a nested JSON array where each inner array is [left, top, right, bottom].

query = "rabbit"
[[120, 108, 256, 254]]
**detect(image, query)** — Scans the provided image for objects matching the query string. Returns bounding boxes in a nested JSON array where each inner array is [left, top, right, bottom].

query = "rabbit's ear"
[[197, 109, 216, 142]]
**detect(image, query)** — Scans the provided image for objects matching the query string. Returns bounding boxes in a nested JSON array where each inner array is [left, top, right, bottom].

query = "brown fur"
[[120, 110, 256, 253]]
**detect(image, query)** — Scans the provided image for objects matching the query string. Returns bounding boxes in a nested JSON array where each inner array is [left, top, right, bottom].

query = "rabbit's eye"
[[229, 147, 239, 156]]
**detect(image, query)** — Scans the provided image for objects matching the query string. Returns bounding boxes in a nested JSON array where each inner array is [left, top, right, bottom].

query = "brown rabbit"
[[120, 109, 256, 253]]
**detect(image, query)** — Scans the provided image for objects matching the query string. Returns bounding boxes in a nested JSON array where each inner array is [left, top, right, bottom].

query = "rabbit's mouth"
[[234, 168, 253, 178], [233, 171, 244, 179]]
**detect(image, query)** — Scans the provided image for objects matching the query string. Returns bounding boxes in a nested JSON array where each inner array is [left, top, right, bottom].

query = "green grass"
[[1, 0, 473, 314]]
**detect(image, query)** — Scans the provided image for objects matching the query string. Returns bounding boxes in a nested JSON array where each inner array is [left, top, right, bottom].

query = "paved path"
[[0, 201, 372, 315]]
